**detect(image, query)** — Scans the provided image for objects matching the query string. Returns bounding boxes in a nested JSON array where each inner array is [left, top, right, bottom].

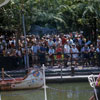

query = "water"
[[1, 82, 93, 100]]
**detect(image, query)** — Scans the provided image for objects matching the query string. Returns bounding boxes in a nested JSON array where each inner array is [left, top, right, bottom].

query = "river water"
[[1, 82, 93, 100]]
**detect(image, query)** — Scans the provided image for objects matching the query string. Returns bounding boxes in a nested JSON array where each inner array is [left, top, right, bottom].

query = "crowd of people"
[[0, 32, 100, 67]]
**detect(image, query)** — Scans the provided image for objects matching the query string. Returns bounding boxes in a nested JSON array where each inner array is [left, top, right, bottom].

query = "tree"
[[0, 0, 100, 45]]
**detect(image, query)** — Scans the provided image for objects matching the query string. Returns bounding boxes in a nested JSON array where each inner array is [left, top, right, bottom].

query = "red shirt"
[[56, 47, 62, 59], [62, 37, 66, 45]]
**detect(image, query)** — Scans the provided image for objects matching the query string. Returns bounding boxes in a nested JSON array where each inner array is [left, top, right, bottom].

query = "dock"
[[46, 75, 98, 83], [0, 66, 100, 83]]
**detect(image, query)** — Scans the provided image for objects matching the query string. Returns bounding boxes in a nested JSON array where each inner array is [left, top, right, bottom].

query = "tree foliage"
[[0, 0, 100, 35]]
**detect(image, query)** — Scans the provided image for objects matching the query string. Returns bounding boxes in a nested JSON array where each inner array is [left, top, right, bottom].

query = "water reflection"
[[1, 82, 93, 100]]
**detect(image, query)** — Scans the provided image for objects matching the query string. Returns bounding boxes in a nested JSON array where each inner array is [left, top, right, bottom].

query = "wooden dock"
[[46, 75, 98, 83], [0, 66, 100, 83]]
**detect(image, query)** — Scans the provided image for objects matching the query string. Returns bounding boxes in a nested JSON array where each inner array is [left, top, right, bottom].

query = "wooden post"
[[2, 68, 4, 81]]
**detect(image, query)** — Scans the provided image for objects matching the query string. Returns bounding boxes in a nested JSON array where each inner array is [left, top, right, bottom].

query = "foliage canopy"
[[0, 0, 100, 38]]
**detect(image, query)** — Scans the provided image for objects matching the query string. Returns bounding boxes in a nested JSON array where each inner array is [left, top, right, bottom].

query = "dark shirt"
[[40, 46, 46, 53]]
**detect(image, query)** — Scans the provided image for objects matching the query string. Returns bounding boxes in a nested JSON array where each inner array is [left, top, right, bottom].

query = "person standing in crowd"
[[31, 43, 40, 64], [64, 41, 71, 56], [55, 44, 63, 67], [64, 41, 71, 67], [61, 35, 66, 45], [48, 46, 55, 66], [89, 44, 95, 66], [97, 36, 100, 47], [96, 45, 100, 66], [38, 44, 46, 66], [81, 44, 90, 66], [22, 46, 27, 68], [70, 43, 79, 66], [56, 44, 63, 60], [54, 37, 61, 47], [76, 35, 83, 51], [16, 47, 23, 68], [48, 38, 54, 47], [0, 39, 4, 55]]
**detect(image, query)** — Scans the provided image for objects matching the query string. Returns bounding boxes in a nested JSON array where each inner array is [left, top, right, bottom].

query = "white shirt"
[[96, 48, 100, 52], [71, 47, 79, 58], [64, 44, 70, 54], [48, 40, 54, 46], [48, 48, 55, 54], [16, 50, 22, 56]]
